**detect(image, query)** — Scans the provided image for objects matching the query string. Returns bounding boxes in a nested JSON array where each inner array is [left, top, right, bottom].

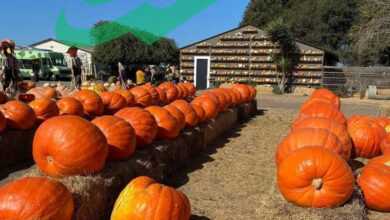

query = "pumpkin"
[[177, 83, 189, 98], [73, 90, 104, 118], [57, 97, 84, 116], [295, 101, 346, 125], [192, 96, 218, 120], [0, 91, 7, 104], [230, 88, 243, 104], [171, 100, 199, 127], [92, 116, 136, 160], [247, 84, 257, 100], [231, 84, 251, 103], [275, 128, 344, 165], [33, 115, 108, 177], [27, 87, 57, 99], [375, 117, 390, 132], [278, 146, 354, 208], [143, 83, 160, 105], [113, 89, 136, 106], [300, 98, 339, 112], [155, 87, 168, 105], [380, 134, 390, 155], [115, 107, 158, 148], [159, 82, 178, 103], [175, 84, 184, 99], [199, 92, 221, 113], [111, 176, 191, 220], [191, 103, 206, 123], [0, 177, 74, 220], [0, 101, 36, 130], [358, 154, 390, 211], [292, 117, 352, 160], [29, 98, 59, 122], [347, 116, 386, 158], [164, 104, 186, 130], [146, 106, 180, 139], [206, 90, 228, 111], [100, 92, 127, 114], [217, 88, 232, 108], [0, 112, 5, 133], [310, 88, 340, 110], [182, 82, 196, 96], [130, 86, 153, 107]]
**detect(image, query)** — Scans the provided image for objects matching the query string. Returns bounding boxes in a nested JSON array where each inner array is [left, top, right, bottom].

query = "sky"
[[0, 0, 249, 48]]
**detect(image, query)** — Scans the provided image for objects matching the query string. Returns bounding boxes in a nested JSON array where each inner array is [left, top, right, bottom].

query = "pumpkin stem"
[[312, 178, 323, 190], [47, 156, 54, 164]]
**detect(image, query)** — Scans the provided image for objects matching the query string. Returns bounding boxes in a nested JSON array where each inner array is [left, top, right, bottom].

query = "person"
[[136, 67, 145, 85], [144, 66, 151, 83], [0, 39, 20, 96], [31, 59, 40, 82], [66, 46, 82, 90], [118, 61, 126, 88]]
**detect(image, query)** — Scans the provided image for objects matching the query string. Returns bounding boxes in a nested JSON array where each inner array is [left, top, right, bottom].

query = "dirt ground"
[[168, 94, 386, 220]]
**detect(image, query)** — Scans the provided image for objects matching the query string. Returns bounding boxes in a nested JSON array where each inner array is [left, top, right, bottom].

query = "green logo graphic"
[[55, 0, 216, 47]]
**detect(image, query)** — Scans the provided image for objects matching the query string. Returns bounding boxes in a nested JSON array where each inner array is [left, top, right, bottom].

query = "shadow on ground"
[[190, 215, 211, 220]]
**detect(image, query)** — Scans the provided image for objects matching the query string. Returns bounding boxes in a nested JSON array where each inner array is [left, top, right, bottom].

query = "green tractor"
[[14, 48, 72, 81]]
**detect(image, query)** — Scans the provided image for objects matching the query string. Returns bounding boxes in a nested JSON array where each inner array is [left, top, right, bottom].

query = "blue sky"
[[0, 0, 249, 48]]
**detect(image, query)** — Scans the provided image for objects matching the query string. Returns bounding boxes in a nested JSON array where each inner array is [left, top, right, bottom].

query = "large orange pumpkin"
[[111, 176, 191, 220], [0, 177, 74, 220], [292, 117, 352, 160], [206, 90, 228, 111], [146, 106, 180, 139], [192, 96, 218, 120], [199, 92, 222, 112], [0, 112, 5, 133], [164, 104, 186, 131], [57, 97, 84, 116], [310, 88, 340, 110], [300, 98, 339, 112], [92, 116, 136, 160], [155, 87, 168, 105], [0, 101, 36, 130], [191, 103, 206, 123], [100, 92, 127, 114], [278, 146, 354, 208], [295, 101, 346, 125], [230, 88, 243, 104], [276, 128, 344, 165], [143, 83, 160, 105], [171, 100, 199, 127], [176, 83, 189, 98], [159, 82, 178, 103], [347, 116, 386, 158], [113, 89, 136, 106], [358, 154, 390, 211], [130, 86, 153, 107], [73, 90, 104, 118], [115, 107, 158, 148], [231, 84, 251, 103], [29, 98, 59, 122], [27, 87, 57, 99], [175, 84, 184, 99], [33, 115, 108, 177], [182, 82, 196, 97]]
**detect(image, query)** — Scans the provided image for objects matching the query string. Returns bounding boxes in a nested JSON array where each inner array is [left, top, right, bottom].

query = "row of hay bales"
[[0, 101, 257, 220]]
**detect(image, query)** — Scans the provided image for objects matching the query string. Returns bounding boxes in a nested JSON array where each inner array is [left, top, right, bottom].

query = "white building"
[[30, 38, 96, 80]]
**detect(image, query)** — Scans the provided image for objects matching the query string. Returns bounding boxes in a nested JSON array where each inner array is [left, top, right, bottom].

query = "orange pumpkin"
[[199, 92, 221, 113], [231, 84, 251, 103], [111, 176, 191, 220], [0, 112, 5, 133], [115, 107, 158, 148], [278, 146, 354, 208], [182, 82, 196, 96], [292, 117, 352, 160], [347, 116, 386, 158], [146, 106, 180, 139], [0, 100, 36, 130], [0, 177, 74, 220], [130, 86, 153, 107], [92, 116, 136, 160], [310, 88, 340, 110], [217, 88, 232, 108], [164, 104, 186, 131], [206, 89, 228, 111], [276, 128, 344, 165], [171, 100, 199, 127], [175, 84, 184, 99], [27, 87, 57, 99], [113, 89, 136, 106], [191, 103, 206, 123], [143, 83, 160, 105], [0, 91, 7, 104], [100, 92, 127, 114], [177, 83, 189, 98], [29, 98, 59, 122], [33, 115, 108, 177], [296, 101, 346, 125], [56, 97, 84, 116], [300, 98, 339, 112], [230, 88, 243, 104], [155, 87, 168, 105], [159, 82, 178, 103], [380, 134, 390, 154], [358, 154, 390, 211], [73, 90, 104, 118], [192, 96, 218, 120]]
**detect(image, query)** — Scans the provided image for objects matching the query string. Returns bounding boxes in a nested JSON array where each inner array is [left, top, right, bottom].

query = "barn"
[[180, 25, 330, 89]]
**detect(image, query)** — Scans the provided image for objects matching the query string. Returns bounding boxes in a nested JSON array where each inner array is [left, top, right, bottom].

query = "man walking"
[[67, 46, 82, 90], [0, 39, 20, 96]]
